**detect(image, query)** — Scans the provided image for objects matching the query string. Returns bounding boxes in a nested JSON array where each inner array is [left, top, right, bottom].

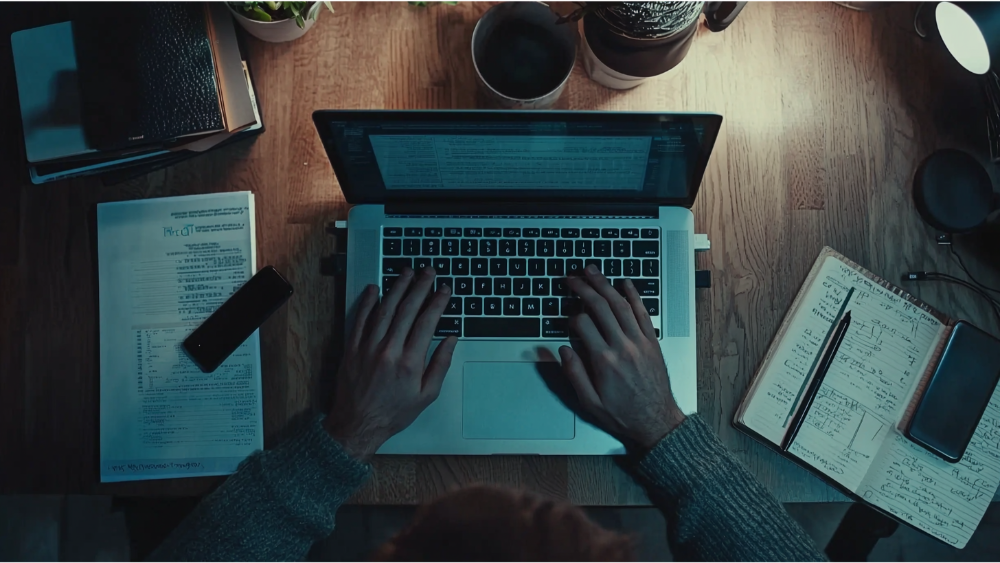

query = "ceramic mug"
[[471, 2, 577, 109]]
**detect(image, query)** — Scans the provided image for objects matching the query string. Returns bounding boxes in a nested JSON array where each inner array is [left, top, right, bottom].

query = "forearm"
[[635, 414, 826, 562], [149, 415, 372, 562]]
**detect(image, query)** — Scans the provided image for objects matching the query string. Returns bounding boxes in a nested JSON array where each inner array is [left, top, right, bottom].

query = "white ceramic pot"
[[226, 4, 316, 43], [580, 25, 651, 90]]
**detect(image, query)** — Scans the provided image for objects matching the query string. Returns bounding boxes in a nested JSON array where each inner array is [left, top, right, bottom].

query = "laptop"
[[313, 110, 722, 455]]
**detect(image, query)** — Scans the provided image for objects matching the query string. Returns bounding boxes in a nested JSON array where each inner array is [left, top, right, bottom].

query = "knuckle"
[[423, 386, 442, 403], [599, 349, 618, 365], [401, 354, 423, 373], [376, 349, 398, 367], [612, 299, 631, 316], [624, 343, 642, 361]]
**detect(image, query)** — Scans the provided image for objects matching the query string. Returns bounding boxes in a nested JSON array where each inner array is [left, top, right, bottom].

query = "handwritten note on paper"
[[784, 258, 946, 488], [743, 255, 945, 460], [786, 386, 892, 490], [857, 385, 1000, 548]]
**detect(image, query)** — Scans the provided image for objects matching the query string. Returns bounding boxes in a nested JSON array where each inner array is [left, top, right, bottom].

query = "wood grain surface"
[[2, 2, 999, 505]]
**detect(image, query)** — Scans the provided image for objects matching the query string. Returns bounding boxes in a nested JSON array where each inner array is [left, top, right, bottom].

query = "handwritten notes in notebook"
[[739, 249, 1000, 547], [786, 258, 947, 489], [857, 384, 1000, 548], [742, 255, 946, 489]]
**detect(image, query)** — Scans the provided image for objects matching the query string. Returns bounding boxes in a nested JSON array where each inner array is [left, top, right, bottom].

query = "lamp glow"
[[936, 2, 991, 75]]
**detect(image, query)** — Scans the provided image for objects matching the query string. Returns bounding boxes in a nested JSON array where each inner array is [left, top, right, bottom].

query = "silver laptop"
[[313, 110, 722, 455]]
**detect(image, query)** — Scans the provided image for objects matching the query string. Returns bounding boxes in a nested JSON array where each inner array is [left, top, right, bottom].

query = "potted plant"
[[568, 2, 746, 90], [227, 2, 334, 43]]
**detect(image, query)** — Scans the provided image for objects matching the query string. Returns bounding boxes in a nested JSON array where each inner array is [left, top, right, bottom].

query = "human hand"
[[325, 267, 457, 461], [560, 265, 685, 451]]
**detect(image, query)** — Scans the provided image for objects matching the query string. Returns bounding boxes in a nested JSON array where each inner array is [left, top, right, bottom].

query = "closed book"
[[206, 3, 256, 134], [31, 58, 264, 185], [10, 22, 94, 163], [74, 3, 226, 151]]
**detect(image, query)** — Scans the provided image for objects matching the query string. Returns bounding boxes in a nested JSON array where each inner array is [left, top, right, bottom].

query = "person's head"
[[373, 485, 635, 561]]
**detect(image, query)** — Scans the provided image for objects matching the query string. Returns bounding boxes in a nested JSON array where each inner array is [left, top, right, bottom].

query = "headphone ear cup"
[[913, 150, 994, 234]]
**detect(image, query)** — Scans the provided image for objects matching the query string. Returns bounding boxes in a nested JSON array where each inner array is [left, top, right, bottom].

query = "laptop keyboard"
[[381, 226, 661, 339]]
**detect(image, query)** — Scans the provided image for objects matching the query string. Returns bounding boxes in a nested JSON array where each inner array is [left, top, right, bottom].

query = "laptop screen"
[[314, 111, 722, 207]]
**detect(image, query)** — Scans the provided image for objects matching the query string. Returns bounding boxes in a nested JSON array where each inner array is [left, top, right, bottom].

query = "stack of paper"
[[97, 192, 263, 482]]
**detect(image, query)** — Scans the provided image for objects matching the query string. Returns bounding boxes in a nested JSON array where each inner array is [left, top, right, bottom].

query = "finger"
[[385, 267, 437, 350], [584, 265, 643, 339], [566, 275, 626, 345], [422, 336, 457, 398], [348, 285, 379, 352], [407, 283, 452, 352], [624, 278, 657, 341], [568, 312, 609, 353], [369, 268, 415, 343], [559, 346, 603, 411]]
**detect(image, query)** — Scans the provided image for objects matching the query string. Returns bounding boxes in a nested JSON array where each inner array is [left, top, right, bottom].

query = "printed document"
[[98, 192, 263, 482]]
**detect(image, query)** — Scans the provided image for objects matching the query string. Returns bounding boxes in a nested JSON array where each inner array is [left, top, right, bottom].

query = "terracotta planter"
[[226, 4, 316, 43]]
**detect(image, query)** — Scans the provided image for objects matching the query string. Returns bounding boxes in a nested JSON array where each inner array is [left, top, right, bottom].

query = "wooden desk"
[[2, 2, 999, 504]]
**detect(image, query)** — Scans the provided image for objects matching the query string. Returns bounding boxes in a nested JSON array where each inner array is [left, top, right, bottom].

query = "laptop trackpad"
[[462, 362, 576, 440]]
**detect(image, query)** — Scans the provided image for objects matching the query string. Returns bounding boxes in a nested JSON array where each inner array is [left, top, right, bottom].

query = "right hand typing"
[[560, 265, 686, 451]]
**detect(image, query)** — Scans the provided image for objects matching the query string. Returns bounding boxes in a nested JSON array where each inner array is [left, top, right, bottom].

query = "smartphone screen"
[[183, 266, 293, 372], [905, 321, 1000, 462]]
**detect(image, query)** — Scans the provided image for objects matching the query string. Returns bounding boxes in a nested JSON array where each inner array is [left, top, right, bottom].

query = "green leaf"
[[294, 14, 305, 28], [265, 1, 278, 10], [249, 6, 272, 21]]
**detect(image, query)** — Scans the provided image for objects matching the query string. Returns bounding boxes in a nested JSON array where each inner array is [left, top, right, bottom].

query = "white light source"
[[936, 2, 991, 75]]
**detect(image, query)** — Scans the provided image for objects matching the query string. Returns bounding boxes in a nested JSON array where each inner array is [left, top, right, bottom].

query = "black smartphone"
[[183, 266, 293, 373], [905, 321, 1000, 463]]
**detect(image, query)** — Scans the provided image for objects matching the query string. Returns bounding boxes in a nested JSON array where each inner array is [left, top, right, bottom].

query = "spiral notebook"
[[735, 247, 1000, 548]]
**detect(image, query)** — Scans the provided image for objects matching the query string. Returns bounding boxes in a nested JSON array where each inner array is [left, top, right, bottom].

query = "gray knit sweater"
[[150, 414, 825, 561]]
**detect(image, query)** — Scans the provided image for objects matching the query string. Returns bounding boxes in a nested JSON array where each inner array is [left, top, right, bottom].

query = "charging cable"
[[902, 269, 1000, 329]]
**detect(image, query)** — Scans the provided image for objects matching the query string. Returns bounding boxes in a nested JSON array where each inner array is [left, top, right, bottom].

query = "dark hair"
[[372, 485, 635, 561]]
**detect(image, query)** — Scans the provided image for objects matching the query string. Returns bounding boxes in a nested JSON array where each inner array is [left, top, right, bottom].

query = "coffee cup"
[[471, 2, 577, 109]]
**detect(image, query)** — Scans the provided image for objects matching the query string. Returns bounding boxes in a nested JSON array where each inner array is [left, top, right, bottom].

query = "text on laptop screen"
[[325, 118, 711, 201], [370, 135, 651, 191]]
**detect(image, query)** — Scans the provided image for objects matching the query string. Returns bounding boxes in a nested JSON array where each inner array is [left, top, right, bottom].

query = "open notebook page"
[[855, 382, 1000, 549], [741, 254, 946, 490]]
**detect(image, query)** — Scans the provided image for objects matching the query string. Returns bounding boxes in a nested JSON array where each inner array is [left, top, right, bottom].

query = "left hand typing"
[[324, 267, 457, 461]]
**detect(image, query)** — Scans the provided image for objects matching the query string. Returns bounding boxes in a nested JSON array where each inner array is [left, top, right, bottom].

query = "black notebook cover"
[[74, 3, 224, 151]]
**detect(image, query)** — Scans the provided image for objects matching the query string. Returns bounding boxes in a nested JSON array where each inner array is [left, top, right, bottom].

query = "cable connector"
[[903, 271, 928, 281], [695, 270, 711, 288], [322, 221, 349, 277], [321, 254, 348, 276]]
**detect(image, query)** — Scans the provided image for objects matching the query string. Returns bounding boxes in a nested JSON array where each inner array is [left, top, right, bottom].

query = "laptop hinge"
[[384, 201, 660, 218]]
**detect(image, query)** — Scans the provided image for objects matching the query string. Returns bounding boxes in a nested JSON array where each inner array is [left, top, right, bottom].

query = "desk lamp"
[[913, 2, 1000, 235], [934, 1, 998, 75]]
